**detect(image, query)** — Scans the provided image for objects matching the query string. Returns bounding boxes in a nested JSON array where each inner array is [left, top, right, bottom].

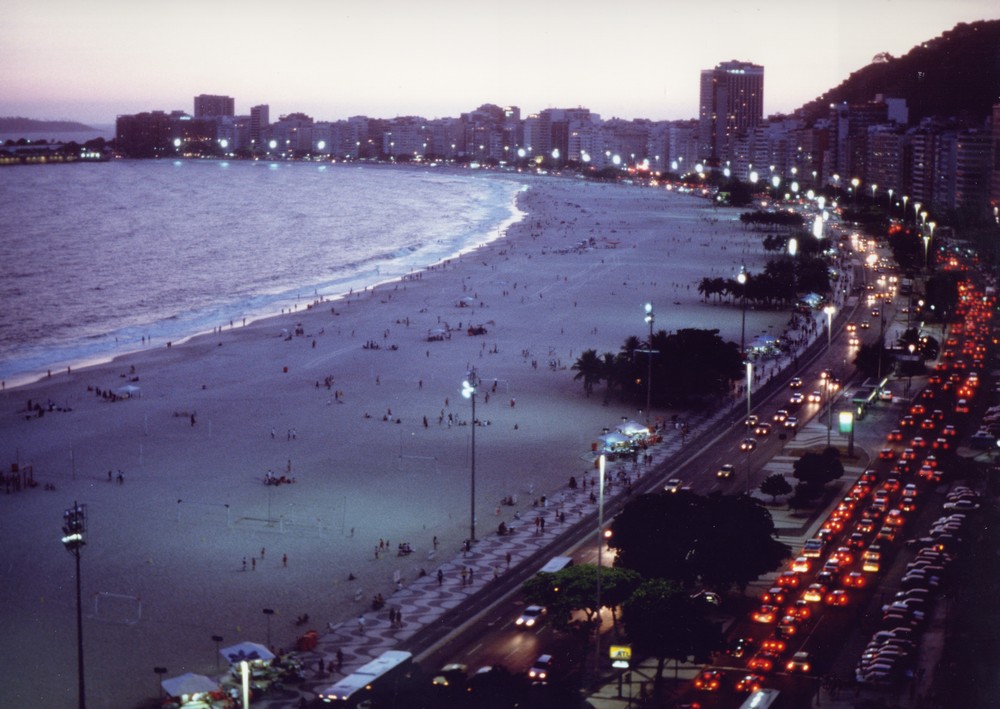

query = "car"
[[842, 571, 866, 588], [745, 414, 759, 427], [752, 605, 779, 624], [776, 571, 801, 588], [760, 587, 787, 605], [747, 651, 779, 672], [776, 615, 800, 637], [693, 669, 721, 691], [943, 499, 980, 511], [786, 651, 811, 673], [786, 599, 812, 619], [808, 390, 823, 403], [716, 463, 735, 480], [754, 422, 773, 436], [772, 410, 789, 423], [727, 636, 755, 658], [784, 416, 798, 429], [791, 556, 811, 573], [431, 663, 468, 687], [879, 448, 895, 460], [528, 654, 553, 682], [734, 673, 765, 693], [825, 589, 849, 606], [802, 583, 827, 602], [887, 429, 903, 442], [860, 320, 871, 329], [515, 605, 545, 628], [664, 479, 683, 493], [740, 438, 757, 452], [760, 638, 787, 654], [790, 376, 803, 389], [789, 391, 805, 405]]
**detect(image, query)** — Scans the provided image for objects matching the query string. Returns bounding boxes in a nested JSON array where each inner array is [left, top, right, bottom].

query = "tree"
[[760, 473, 793, 503], [621, 579, 723, 686], [571, 349, 603, 397], [853, 340, 892, 380], [792, 449, 844, 488], [521, 564, 641, 633], [609, 492, 790, 591]]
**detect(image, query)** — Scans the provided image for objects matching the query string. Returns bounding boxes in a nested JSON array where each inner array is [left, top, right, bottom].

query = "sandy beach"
[[0, 175, 794, 708]]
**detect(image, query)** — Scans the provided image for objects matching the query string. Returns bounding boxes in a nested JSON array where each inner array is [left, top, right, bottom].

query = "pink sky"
[[3, 0, 998, 125]]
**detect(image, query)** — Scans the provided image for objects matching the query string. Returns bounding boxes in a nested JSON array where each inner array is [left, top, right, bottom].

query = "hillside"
[[799, 19, 1000, 125], [0, 116, 95, 132]]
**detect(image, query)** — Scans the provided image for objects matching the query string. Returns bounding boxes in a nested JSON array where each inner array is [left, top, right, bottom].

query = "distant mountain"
[[798, 19, 1000, 125], [0, 116, 96, 132]]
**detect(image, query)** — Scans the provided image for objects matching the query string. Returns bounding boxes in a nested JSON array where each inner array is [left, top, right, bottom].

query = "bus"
[[318, 650, 413, 705], [739, 688, 780, 709], [539, 555, 573, 574]]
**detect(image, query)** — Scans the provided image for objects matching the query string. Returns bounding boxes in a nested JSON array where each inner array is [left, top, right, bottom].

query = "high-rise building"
[[193, 94, 235, 119], [250, 105, 270, 146], [698, 61, 764, 164]]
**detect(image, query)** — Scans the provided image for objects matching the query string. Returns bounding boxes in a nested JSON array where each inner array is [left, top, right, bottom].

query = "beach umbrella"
[[161, 672, 220, 698], [220, 640, 274, 665]]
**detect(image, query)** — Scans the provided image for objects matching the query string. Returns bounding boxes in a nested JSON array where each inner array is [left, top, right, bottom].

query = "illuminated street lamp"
[[62, 503, 88, 709], [902, 195, 909, 220], [745, 361, 753, 494], [851, 177, 860, 203], [914, 202, 922, 225], [824, 304, 836, 349], [644, 303, 654, 422], [736, 267, 747, 358], [461, 371, 479, 542], [870, 183, 878, 202], [595, 453, 606, 673]]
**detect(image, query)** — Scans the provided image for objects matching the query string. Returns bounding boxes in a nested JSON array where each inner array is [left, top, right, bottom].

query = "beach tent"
[[115, 384, 141, 398], [426, 327, 448, 342], [616, 420, 649, 437], [596, 432, 630, 451], [220, 640, 274, 665], [456, 296, 475, 307], [161, 672, 220, 698]]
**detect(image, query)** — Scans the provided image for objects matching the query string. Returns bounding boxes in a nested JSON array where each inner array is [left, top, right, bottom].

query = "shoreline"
[[0, 165, 530, 393], [0, 177, 795, 708]]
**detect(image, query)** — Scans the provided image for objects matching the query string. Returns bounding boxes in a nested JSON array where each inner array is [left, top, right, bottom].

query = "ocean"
[[0, 159, 525, 387]]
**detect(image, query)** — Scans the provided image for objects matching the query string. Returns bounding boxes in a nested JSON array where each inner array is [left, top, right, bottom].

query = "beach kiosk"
[[160, 672, 227, 708], [220, 641, 274, 678]]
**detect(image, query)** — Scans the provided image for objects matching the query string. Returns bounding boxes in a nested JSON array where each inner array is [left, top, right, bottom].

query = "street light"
[[644, 303, 654, 423], [462, 371, 479, 543], [262, 608, 275, 650], [902, 195, 909, 221], [824, 305, 836, 349], [212, 635, 224, 671], [595, 453, 606, 673], [736, 267, 747, 358], [745, 361, 753, 494], [62, 502, 88, 709]]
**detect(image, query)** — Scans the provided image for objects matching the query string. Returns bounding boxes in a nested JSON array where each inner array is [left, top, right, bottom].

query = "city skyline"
[[4, 0, 999, 126]]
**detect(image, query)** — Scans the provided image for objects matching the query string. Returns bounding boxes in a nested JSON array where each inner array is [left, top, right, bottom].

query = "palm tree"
[[571, 349, 603, 397]]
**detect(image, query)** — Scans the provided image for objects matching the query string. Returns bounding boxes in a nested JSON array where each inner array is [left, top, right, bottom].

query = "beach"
[[0, 175, 793, 708]]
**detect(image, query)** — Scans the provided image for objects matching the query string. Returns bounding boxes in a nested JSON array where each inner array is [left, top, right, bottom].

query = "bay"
[[0, 160, 525, 386]]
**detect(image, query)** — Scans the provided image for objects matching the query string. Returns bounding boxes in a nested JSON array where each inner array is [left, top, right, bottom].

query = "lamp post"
[[62, 503, 88, 709], [745, 361, 753, 494], [824, 305, 836, 349], [462, 371, 479, 543], [212, 635, 224, 671], [644, 303, 654, 423], [595, 453, 606, 674], [737, 267, 747, 358], [262, 608, 275, 650], [902, 195, 909, 222], [826, 378, 834, 448], [914, 202, 922, 226]]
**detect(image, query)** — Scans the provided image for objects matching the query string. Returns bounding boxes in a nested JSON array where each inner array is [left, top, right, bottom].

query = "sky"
[[3, 0, 998, 126]]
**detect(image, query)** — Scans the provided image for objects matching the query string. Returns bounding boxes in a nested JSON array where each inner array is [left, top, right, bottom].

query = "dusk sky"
[[4, 0, 998, 126]]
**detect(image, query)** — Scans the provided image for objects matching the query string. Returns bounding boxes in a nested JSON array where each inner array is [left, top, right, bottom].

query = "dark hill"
[[799, 19, 1000, 125], [0, 117, 95, 132]]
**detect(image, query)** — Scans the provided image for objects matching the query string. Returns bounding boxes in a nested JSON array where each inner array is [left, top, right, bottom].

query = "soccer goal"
[[397, 454, 439, 475], [92, 592, 143, 625]]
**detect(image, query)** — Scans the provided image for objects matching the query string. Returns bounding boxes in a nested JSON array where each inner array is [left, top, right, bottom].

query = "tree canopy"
[[608, 491, 790, 591]]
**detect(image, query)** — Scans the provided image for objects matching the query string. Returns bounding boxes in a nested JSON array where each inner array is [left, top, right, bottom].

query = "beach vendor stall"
[[160, 672, 229, 708], [220, 641, 274, 679], [616, 419, 649, 440], [594, 431, 632, 459]]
